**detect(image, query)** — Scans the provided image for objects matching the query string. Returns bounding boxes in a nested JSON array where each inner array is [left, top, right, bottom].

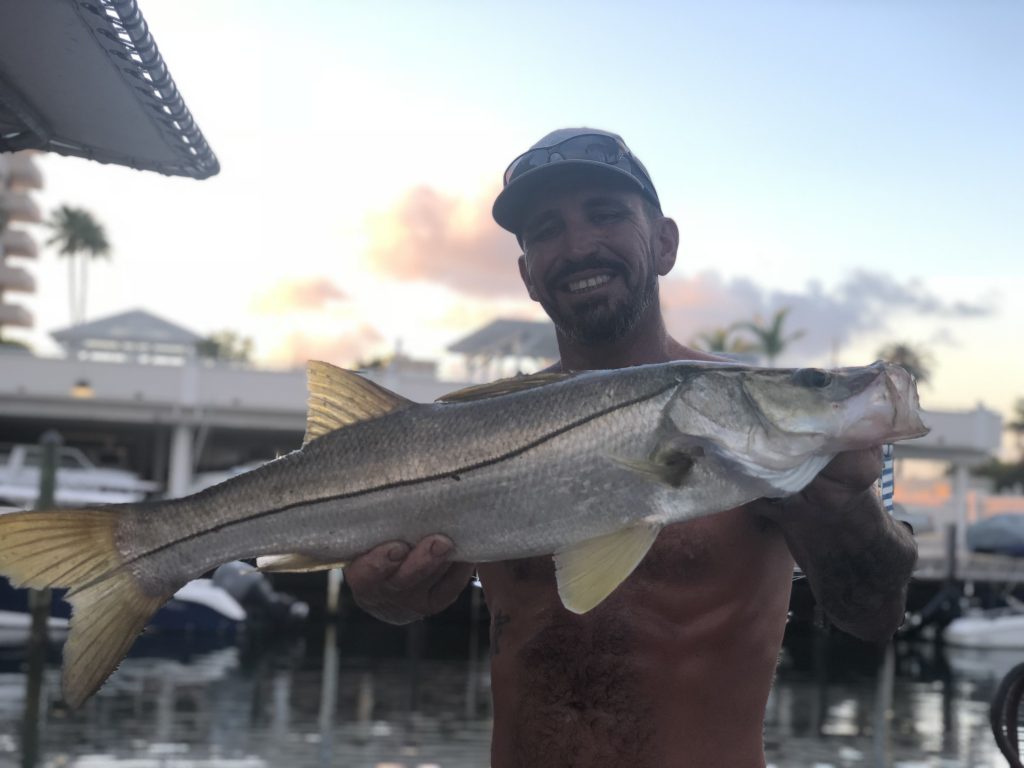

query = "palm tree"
[[46, 205, 110, 324], [693, 325, 755, 355], [1007, 397, 1024, 456], [876, 341, 932, 385], [736, 308, 805, 366]]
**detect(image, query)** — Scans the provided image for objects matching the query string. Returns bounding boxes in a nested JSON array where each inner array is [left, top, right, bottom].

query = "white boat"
[[943, 613, 1024, 649], [0, 578, 246, 646]]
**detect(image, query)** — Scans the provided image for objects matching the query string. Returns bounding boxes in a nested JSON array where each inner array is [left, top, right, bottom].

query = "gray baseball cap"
[[492, 127, 661, 234]]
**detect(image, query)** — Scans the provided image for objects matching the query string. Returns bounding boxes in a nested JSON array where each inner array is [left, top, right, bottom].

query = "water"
[[0, 620, 1012, 768]]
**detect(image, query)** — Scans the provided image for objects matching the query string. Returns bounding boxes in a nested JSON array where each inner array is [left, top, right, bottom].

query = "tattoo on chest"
[[491, 608, 511, 655]]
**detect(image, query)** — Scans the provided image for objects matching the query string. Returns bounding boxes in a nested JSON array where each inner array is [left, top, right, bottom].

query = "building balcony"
[[5, 152, 43, 190], [1, 228, 37, 258], [0, 190, 41, 223], [0, 263, 35, 292], [0, 303, 32, 327]]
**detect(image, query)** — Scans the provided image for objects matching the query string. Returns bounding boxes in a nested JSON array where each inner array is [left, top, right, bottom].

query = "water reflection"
[[0, 620, 1011, 768]]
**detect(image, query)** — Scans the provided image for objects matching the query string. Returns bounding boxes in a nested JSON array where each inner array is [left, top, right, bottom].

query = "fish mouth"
[[831, 363, 930, 446], [883, 364, 930, 439]]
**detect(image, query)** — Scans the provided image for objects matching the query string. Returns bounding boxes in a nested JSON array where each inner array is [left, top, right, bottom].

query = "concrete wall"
[[0, 353, 469, 498]]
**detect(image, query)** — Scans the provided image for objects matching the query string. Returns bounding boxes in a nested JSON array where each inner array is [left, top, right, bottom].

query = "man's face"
[[516, 175, 674, 345]]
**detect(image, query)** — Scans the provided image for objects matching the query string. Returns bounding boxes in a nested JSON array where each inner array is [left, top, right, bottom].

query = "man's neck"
[[554, 313, 676, 372]]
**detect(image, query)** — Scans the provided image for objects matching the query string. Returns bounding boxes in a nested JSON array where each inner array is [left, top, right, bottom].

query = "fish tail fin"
[[0, 508, 175, 708]]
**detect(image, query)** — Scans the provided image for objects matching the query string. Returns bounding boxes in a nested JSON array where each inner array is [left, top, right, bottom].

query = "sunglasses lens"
[[565, 135, 623, 164], [503, 134, 627, 186]]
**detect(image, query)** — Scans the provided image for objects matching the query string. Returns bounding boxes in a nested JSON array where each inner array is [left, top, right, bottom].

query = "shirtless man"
[[346, 128, 917, 767]]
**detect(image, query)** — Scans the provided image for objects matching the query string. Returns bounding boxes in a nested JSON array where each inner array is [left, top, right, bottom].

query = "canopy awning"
[[0, 0, 218, 179]]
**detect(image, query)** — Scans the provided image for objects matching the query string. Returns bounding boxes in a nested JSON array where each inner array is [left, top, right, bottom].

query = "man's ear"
[[654, 217, 679, 276], [518, 253, 540, 302]]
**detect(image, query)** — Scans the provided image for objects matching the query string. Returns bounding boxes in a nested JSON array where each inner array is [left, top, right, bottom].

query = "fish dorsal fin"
[[304, 360, 413, 445], [257, 553, 348, 573], [437, 371, 572, 404], [553, 523, 662, 614]]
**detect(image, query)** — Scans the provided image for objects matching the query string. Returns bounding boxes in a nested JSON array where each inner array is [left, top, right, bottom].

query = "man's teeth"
[[567, 275, 612, 293]]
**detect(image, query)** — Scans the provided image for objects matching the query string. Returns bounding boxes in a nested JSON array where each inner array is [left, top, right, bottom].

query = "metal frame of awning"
[[0, 0, 218, 179]]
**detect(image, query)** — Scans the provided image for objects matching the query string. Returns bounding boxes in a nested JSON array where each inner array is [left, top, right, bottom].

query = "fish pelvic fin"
[[305, 360, 414, 445], [0, 508, 175, 708], [554, 522, 662, 614], [256, 553, 348, 573]]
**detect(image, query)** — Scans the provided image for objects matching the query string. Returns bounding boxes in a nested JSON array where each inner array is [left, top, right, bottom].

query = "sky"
[[8, 0, 1024, 421]]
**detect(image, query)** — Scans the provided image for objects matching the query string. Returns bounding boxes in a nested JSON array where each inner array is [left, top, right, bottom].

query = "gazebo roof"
[[52, 308, 202, 348], [448, 319, 558, 360], [0, 0, 218, 179]]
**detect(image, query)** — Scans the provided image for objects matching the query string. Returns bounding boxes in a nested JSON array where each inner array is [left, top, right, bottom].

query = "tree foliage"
[[735, 308, 804, 366], [876, 341, 933, 384], [972, 459, 1024, 493], [45, 205, 110, 325], [693, 325, 755, 355], [1009, 398, 1024, 436], [197, 330, 253, 363]]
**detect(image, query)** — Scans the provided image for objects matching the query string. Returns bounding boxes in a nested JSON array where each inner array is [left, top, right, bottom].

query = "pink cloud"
[[267, 325, 386, 369], [253, 277, 348, 314], [365, 185, 524, 298]]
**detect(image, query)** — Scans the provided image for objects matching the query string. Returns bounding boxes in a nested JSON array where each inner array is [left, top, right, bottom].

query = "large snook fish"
[[0, 359, 927, 706]]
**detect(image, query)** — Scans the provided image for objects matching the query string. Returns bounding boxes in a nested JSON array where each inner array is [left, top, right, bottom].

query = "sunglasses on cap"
[[502, 132, 659, 206]]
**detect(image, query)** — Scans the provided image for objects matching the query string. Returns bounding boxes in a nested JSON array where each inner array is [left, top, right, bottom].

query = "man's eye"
[[592, 210, 623, 223], [526, 224, 558, 242]]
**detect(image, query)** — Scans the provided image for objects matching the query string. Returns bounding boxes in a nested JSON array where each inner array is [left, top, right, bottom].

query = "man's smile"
[[554, 267, 624, 296], [566, 273, 614, 294]]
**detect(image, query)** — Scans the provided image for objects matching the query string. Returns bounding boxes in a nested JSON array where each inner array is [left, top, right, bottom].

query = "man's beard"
[[543, 266, 658, 346]]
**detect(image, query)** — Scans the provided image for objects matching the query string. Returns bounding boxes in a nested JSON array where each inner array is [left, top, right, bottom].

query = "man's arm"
[[754, 447, 917, 643], [345, 535, 475, 625]]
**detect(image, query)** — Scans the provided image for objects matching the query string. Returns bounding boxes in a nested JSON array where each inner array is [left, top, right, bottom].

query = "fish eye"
[[792, 368, 832, 388]]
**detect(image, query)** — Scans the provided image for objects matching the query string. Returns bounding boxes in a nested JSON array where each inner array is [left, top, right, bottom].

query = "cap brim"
[[492, 160, 650, 235]]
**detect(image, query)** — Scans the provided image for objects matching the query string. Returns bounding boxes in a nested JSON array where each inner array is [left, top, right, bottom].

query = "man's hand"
[[761, 446, 883, 523], [345, 535, 475, 625]]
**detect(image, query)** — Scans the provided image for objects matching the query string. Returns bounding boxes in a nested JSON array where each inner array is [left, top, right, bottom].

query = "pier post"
[[167, 423, 194, 498], [21, 430, 61, 768]]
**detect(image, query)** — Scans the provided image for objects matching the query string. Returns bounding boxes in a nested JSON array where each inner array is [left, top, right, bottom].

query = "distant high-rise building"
[[0, 151, 42, 338]]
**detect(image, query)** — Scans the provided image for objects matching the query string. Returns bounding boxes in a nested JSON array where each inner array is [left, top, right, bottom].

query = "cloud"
[[264, 325, 386, 369], [661, 269, 994, 363], [834, 271, 992, 319], [252, 277, 348, 314], [365, 185, 524, 298]]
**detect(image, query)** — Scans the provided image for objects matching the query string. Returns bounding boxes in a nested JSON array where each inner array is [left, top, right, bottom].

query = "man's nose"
[[564, 220, 599, 257]]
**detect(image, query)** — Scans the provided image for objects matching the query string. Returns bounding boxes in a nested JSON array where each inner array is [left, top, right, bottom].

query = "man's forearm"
[[770, 487, 917, 643]]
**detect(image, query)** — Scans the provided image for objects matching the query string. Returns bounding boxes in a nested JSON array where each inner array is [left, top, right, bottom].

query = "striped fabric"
[[878, 443, 896, 515]]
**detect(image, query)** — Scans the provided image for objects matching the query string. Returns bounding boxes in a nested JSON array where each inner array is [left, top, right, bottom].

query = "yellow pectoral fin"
[[256, 553, 348, 573], [609, 443, 702, 488], [553, 523, 662, 614]]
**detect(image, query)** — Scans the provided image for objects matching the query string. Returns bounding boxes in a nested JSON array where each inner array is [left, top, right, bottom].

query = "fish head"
[[665, 361, 928, 472], [737, 361, 929, 454]]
